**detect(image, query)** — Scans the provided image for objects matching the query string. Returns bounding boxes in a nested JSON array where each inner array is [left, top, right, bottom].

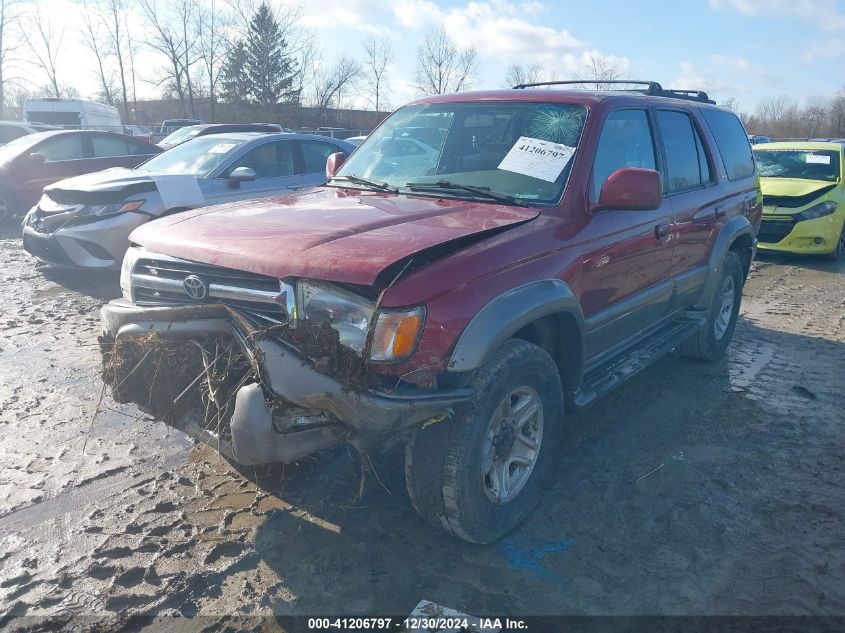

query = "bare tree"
[[309, 55, 361, 125], [27, 8, 65, 99], [573, 53, 622, 90], [503, 62, 545, 88], [79, 0, 115, 105], [362, 35, 392, 112], [140, 0, 196, 116], [414, 27, 477, 96], [194, 0, 231, 122], [829, 88, 845, 137], [803, 96, 828, 138], [0, 0, 25, 117], [101, 0, 134, 119]]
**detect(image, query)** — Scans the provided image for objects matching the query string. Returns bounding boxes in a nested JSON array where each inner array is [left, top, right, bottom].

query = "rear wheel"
[[679, 251, 744, 361], [405, 339, 563, 544]]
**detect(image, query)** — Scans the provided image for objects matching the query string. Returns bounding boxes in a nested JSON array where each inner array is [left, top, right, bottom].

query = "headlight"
[[298, 281, 375, 355], [796, 200, 837, 221], [120, 247, 142, 302], [297, 280, 425, 361], [80, 199, 145, 217]]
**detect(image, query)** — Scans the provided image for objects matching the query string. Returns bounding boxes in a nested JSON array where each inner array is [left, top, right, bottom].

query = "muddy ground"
[[1, 223, 844, 630]]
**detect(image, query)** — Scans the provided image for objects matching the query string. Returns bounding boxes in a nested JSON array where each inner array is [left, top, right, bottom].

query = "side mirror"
[[594, 167, 662, 211], [325, 152, 346, 180], [29, 152, 45, 164], [227, 166, 256, 188]]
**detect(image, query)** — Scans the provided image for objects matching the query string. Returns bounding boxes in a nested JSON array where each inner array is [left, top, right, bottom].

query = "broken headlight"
[[297, 280, 425, 361], [80, 200, 146, 217], [298, 280, 375, 354]]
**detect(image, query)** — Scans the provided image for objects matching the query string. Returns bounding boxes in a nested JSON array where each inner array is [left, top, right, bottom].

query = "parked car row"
[[17, 131, 353, 267]]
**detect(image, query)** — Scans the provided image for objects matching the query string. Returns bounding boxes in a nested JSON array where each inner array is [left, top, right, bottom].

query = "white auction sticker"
[[805, 154, 831, 164], [497, 136, 575, 183], [208, 143, 237, 154]]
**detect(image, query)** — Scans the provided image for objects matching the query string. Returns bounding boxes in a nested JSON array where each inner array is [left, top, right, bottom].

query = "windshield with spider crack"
[[333, 101, 588, 204]]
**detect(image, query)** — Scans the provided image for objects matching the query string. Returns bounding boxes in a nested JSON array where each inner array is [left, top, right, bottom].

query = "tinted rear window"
[[701, 109, 755, 180]]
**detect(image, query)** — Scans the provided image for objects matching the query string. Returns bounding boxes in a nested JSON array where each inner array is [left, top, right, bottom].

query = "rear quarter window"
[[701, 109, 755, 180]]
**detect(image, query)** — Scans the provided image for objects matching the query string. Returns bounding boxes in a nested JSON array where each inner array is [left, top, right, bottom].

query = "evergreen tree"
[[220, 40, 249, 104], [244, 3, 299, 119]]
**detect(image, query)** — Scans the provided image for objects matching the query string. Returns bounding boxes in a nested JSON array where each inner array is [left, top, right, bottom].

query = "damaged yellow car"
[[754, 141, 845, 260]]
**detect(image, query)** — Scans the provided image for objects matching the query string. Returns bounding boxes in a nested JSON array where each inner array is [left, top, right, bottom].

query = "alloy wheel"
[[481, 386, 544, 504]]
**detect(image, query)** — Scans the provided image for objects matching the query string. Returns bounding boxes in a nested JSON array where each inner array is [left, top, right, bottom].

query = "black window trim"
[[653, 107, 717, 197]]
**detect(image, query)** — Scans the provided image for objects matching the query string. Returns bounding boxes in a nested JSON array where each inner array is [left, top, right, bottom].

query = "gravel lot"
[[1, 224, 843, 630]]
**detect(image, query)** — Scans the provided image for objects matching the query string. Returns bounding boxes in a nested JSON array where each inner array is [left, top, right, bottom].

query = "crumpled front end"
[[99, 300, 471, 465]]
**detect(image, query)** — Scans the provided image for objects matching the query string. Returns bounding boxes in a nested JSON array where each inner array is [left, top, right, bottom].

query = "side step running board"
[[573, 319, 703, 409]]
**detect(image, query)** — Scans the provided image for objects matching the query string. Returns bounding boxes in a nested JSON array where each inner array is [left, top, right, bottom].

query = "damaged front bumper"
[[100, 300, 472, 465]]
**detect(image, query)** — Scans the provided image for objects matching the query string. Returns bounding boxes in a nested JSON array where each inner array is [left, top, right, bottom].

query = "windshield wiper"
[[330, 174, 398, 193], [404, 180, 516, 205]]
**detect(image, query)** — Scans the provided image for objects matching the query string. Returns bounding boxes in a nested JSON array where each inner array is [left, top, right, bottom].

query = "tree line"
[[1, 0, 842, 136], [0, 0, 483, 125]]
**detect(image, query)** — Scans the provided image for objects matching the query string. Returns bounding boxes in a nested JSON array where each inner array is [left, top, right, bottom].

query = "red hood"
[[130, 187, 539, 286]]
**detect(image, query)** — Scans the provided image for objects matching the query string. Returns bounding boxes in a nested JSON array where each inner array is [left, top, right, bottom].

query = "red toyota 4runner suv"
[[100, 81, 761, 543]]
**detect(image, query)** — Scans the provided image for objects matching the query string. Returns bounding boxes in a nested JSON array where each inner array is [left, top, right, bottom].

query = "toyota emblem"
[[182, 275, 208, 300]]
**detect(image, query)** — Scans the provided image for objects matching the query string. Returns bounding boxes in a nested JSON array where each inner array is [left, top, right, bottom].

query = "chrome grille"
[[131, 257, 287, 321]]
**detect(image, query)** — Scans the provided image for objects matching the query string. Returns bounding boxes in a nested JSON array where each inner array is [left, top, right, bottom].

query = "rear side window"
[[656, 110, 712, 193], [92, 136, 131, 158], [701, 109, 755, 180], [37, 135, 86, 162], [299, 140, 341, 174], [592, 109, 657, 199]]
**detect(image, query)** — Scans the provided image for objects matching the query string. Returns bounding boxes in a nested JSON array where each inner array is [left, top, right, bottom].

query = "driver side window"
[[592, 109, 656, 200]]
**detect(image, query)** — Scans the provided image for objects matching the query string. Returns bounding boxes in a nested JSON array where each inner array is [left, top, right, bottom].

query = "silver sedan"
[[22, 132, 354, 269]]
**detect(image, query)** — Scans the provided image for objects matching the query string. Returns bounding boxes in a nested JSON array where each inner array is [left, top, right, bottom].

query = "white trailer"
[[23, 98, 123, 132]]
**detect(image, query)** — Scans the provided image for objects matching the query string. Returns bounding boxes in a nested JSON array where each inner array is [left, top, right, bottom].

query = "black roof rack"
[[511, 80, 716, 104]]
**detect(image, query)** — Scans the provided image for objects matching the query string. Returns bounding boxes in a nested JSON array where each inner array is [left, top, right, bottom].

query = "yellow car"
[[753, 141, 845, 260]]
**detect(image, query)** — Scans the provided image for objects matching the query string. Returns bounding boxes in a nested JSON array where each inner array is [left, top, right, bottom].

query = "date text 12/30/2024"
[[307, 617, 529, 631]]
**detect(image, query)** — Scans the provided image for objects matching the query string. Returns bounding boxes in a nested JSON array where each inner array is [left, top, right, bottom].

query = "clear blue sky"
[[302, 0, 845, 111]]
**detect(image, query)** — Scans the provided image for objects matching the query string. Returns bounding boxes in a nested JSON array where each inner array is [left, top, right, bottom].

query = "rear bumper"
[[101, 300, 472, 464]]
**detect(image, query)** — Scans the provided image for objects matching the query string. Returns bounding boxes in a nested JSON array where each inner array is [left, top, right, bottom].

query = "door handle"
[[655, 223, 672, 239], [287, 185, 305, 190]]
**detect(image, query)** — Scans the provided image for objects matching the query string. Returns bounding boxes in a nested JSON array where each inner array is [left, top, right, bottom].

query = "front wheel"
[[0, 187, 16, 223], [823, 225, 844, 261], [405, 339, 563, 544], [679, 251, 744, 361]]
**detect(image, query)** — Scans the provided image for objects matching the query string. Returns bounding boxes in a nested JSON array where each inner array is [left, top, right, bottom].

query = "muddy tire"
[[823, 225, 844, 261], [405, 339, 563, 544], [679, 251, 744, 361], [0, 187, 16, 223]]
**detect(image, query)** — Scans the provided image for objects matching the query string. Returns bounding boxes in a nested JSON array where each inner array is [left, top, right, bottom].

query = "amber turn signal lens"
[[369, 308, 425, 362]]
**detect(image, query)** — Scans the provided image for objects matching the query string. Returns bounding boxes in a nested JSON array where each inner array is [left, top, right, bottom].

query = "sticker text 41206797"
[[497, 136, 575, 183]]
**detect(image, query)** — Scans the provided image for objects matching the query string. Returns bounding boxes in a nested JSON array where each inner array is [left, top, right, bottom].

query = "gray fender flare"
[[695, 215, 756, 310], [447, 278, 586, 373]]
